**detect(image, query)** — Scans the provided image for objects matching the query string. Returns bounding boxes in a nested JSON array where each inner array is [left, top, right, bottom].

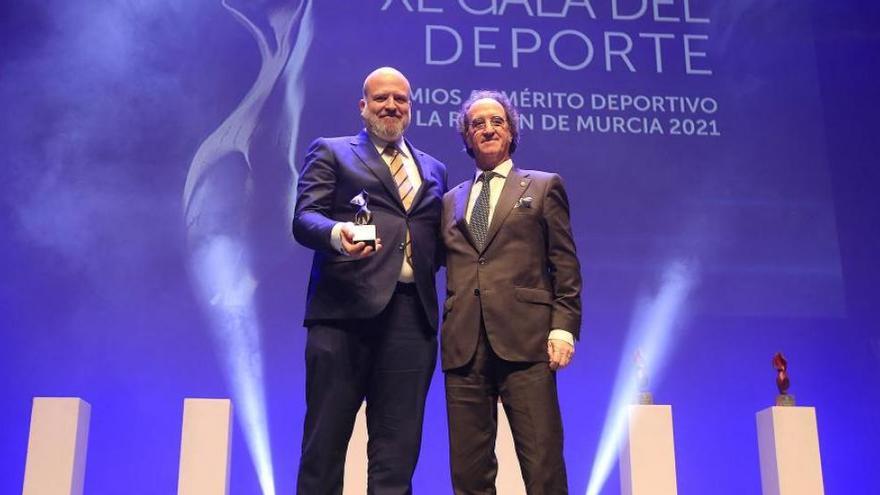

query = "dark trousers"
[[445, 329, 567, 495], [297, 284, 437, 495]]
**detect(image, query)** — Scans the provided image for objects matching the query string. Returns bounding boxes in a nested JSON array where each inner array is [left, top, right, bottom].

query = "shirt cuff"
[[548, 329, 574, 347], [330, 222, 348, 255]]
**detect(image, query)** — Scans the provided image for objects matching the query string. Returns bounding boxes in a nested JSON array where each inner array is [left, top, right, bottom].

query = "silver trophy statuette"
[[350, 190, 376, 248]]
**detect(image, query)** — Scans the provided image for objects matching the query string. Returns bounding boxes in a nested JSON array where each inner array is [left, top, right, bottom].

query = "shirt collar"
[[367, 132, 410, 159], [474, 158, 513, 182]]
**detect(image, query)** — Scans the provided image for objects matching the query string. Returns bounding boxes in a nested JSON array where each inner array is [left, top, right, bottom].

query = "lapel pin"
[[520, 180, 526, 187]]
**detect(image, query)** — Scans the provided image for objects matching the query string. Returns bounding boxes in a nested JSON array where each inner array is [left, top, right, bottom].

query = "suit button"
[[478, 257, 487, 265], [398, 243, 405, 251], [474, 289, 480, 296]]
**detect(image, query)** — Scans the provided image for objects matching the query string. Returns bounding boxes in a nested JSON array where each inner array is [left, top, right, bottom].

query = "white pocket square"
[[515, 196, 533, 208]]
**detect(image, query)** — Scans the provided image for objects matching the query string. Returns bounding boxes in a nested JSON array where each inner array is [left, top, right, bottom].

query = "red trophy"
[[773, 352, 795, 406]]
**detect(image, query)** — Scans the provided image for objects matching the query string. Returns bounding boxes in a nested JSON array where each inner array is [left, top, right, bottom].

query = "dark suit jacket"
[[441, 167, 582, 370], [293, 130, 447, 331]]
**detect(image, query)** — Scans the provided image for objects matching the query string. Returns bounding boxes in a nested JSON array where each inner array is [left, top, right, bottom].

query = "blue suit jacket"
[[293, 130, 447, 331]]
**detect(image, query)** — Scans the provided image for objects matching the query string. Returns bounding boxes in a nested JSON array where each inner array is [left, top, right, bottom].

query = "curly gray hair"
[[457, 90, 520, 158]]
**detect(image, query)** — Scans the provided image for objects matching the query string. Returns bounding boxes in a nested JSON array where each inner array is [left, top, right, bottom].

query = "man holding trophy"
[[292, 67, 447, 493]]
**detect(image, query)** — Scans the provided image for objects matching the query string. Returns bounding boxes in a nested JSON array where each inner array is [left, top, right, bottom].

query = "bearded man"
[[292, 67, 447, 494]]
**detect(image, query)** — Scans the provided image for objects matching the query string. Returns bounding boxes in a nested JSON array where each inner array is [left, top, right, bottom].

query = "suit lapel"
[[350, 130, 404, 211], [453, 180, 478, 250], [483, 168, 531, 251], [407, 140, 431, 212]]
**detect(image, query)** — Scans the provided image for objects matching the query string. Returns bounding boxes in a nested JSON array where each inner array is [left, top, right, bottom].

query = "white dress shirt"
[[465, 159, 575, 347], [331, 133, 420, 283]]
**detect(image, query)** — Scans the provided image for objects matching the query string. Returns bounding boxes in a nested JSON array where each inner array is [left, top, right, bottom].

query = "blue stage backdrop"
[[2, 1, 879, 493]]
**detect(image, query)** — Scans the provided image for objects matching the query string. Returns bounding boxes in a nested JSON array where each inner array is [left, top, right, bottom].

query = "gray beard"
[[363, 112, 407, 142]]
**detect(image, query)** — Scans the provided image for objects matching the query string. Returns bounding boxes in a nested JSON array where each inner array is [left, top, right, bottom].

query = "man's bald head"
[[362, 67, 411, 98], [360, 67, 412, 142]]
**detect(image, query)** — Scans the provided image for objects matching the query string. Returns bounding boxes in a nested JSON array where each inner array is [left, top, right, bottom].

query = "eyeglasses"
[[470, 116, 507, 131]]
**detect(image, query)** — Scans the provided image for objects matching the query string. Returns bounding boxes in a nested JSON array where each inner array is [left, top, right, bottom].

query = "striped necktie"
[[384, 145, 414, 210], [383, 144, 415, 266]]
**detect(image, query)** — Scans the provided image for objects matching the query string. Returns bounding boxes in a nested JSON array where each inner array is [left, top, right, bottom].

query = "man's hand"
[[340, 222, 382, 258], [547, 339, 574, 371]]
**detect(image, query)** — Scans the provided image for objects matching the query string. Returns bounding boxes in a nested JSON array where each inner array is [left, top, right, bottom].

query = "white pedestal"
[[344, 400, 525, 494], [756, 406, 825, 495], [495, 400, 526, 494], [343, 402, 368, 495], [620, 404, 678, 495], [177, 399, 233, 495], [22, 397, 91, 495]]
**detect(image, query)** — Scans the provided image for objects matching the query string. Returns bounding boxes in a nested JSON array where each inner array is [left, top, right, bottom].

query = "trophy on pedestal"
[[773, 352, 796, 407], [635, 349, 654, 405], [350, 190, 376, 248]]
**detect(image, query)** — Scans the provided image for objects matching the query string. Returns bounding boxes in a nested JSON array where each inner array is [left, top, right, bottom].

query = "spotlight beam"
[[585, 261, 697, 495], [182, 1, 313, 493]]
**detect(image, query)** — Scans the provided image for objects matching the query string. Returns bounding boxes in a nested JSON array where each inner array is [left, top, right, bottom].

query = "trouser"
[[297, 283, 437, 495], [445, 326, 567, 495]]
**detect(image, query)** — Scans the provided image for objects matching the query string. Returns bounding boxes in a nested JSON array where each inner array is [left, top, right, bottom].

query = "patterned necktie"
[[384, 145, 414, 210], [470, 171, 496, 250], [384, 144, 415, 266]]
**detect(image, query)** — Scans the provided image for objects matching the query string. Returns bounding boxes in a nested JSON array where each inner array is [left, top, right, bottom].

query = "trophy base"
[[775, 394, 796, 407], [351, 225, 376, 249], [637, 391, 654, 405]]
